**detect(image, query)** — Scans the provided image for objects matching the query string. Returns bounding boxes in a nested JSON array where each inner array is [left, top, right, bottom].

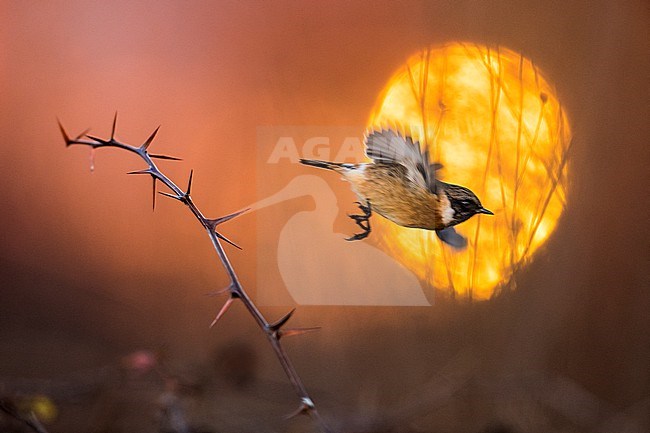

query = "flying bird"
[[300, 129, 493, 249]]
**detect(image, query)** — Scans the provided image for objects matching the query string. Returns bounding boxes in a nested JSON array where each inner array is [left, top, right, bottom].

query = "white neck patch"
[[440, 193, 455, 225]]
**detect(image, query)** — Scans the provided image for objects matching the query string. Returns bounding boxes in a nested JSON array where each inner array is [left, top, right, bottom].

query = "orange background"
[[0, 1, 648, 431]]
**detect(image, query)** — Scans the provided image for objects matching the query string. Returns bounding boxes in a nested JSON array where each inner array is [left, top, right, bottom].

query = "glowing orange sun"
[[369, 43, 571, 300]]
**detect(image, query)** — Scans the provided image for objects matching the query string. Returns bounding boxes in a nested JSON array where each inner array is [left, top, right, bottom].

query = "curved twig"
[[58, 114, 330, 432]]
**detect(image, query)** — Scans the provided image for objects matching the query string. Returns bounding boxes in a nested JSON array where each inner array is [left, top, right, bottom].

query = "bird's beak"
[[478, 208, 494, 215]]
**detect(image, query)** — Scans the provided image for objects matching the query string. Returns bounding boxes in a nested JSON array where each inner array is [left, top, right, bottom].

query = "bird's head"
[[443, 183, 493, 226]]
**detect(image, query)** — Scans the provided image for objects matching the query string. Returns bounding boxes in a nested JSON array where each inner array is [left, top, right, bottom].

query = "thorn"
[[149, 154, 182, 161], [205, 209, 248, 249], [185, 169, 193, 196], [206, 208, 250, 228], [74, 128, 91, 141], [209, 296, 235, 328], [206, 285, 234, 297], [215, 231, 242, 250], [284, 398, 315, 419], [126, 169, 158, 210], [158, 191, 182, 201], [278, 327, 321, 339], [141, 125, 160, 151], [127, 168, 154, 175], [111, 111, 117, 140], [57, 118, 71, 145], [85, 134, 106, 144], [284, 405, 305, 420], [268, 308, 296, 332]]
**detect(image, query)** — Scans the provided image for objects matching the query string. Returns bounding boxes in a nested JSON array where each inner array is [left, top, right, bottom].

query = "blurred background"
[[0, 1, 648, 432]]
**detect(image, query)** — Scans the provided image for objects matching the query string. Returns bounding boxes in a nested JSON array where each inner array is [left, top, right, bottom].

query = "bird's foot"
[[355, 201, 372, 218], [345, 230, 370, 241], [346, 201, 372, 241], [349, 214, 370, 230]]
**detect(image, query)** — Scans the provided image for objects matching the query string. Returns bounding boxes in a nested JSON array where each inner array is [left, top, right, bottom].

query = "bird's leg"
[[346, 200, 372, 241]]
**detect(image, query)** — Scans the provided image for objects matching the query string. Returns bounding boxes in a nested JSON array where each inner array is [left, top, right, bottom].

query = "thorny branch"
[[58, 114, 330, 432]]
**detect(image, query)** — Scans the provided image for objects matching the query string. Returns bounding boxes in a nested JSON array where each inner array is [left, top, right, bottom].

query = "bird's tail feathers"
[[299, 159, 354, 172]]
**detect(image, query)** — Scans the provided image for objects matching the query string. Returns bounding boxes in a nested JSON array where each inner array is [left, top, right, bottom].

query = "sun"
[[369, 43, 571, 300]]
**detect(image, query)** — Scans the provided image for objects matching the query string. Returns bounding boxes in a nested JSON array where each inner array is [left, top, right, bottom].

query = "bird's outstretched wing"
[[436, 227, 467, 249], [365, 129, 438, 193]]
